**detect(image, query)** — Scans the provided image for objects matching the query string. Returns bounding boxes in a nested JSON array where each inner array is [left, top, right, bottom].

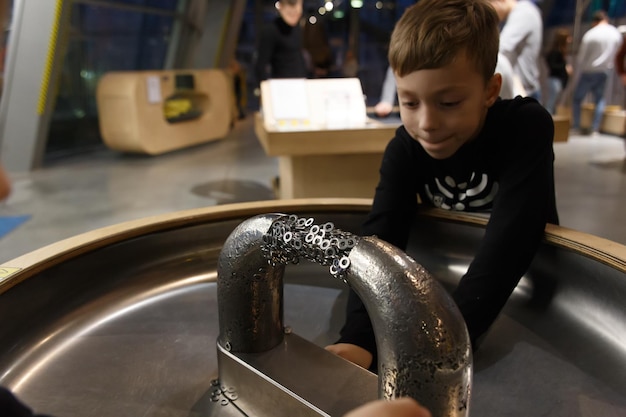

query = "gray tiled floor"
[[1, 116, 625, 263]]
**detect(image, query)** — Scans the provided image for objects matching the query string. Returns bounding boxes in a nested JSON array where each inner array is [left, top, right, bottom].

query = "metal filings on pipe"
[[217, 214, 472, 416]]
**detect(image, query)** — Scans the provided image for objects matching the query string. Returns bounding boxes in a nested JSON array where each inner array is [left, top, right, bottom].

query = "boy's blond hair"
[[389, 0, 500, 82]]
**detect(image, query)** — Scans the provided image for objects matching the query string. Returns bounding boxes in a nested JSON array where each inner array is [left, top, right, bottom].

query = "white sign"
[[261, 78, 367, 130], [268, 79, 310, 121], [146, 75, 162, 104]]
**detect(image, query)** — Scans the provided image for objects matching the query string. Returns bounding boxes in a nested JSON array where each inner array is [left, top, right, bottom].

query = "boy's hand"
[[325, 343, 373, 369], [343, 398, 432, 417]]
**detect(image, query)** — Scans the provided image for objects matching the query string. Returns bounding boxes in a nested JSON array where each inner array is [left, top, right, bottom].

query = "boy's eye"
[[441, 100, 461, 108], [402, 101, 418, 108]]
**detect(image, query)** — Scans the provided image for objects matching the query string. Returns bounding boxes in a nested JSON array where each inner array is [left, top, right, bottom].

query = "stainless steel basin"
[[1, 199, 625, 417]]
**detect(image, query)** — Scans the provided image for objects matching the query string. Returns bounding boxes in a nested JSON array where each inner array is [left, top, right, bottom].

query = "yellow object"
[[96, 69, 236, 155], [38, 0, 63, 115], [164, 98, 193, 119]]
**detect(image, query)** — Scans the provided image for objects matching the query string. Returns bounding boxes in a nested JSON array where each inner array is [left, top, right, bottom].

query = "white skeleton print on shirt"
[[424, 172, 499, 211]]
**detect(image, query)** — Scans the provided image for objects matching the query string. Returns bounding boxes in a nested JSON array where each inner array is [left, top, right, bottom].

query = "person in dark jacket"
[[254, 0, 307, 85], [325, 0, 559, 371]]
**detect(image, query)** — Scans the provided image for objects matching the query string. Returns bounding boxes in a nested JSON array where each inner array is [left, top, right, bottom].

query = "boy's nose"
[[418, 106, 439, 131]]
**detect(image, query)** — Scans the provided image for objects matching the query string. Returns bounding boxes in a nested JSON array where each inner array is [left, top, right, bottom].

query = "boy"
[[326, 0, 559, 370]]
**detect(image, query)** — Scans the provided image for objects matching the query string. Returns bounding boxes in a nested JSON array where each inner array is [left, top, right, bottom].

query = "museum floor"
[[1, 115, 625, 263]]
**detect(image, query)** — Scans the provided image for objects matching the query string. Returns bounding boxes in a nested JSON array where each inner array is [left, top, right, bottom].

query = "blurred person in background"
[[571, 10, 623, 134], [616, 25, 626, 109], [303, 9, 334, 78], [255, 0, 307, 86], [489, 0, 543, 101], [342, 49, 359, 78], [229, 59, 247, 120], [373, 66, 397, 117], [495, 51, 517, 98], [544, 29, 572, 114]]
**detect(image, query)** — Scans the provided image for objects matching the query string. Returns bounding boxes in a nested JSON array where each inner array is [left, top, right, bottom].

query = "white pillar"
[[0, 0, 69, 172]]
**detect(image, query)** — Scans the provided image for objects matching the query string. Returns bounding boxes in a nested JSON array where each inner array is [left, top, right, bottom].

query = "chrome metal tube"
[[217, 214, 472, 416], [217, 213, 286, 353], [348, 236, 472, 417]]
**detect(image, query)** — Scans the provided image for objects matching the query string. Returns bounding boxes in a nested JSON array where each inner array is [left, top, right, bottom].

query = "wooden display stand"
[[96, 69, 235, 155], [553, 115, 570, 142], [603, 109, 626, 136], [580, 104, 625, 136], [256, 78, 575, 199], [255, 78, 400, 199]]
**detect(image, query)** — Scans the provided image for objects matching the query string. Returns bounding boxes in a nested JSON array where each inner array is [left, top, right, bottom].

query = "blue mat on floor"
[[0, 215, 31, 238]]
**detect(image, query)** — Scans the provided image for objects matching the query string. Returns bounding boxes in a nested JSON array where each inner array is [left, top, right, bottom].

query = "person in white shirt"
[[571, 10, 623, 134], [495, 51, 517, 99], [489, 0, 543, 100]]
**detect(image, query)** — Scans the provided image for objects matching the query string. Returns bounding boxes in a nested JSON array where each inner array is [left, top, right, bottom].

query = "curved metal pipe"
[[217, 214, 472, 416], [217, 213, 286, 353], [347, 236, 472, 417]]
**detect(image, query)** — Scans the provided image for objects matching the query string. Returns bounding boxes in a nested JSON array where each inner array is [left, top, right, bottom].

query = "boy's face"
[[395, 51, 501, 160], [279, 1, 303, 27]]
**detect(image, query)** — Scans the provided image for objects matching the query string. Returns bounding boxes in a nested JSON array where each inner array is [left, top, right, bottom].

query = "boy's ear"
[[485, 73, 502, 107]]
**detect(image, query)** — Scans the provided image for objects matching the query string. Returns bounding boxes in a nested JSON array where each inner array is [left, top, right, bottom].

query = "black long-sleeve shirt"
[[338, 97, 559, 367], [255, 17, 308, 84]]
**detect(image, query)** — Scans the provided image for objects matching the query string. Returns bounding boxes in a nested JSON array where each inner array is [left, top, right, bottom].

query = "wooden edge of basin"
[[1, 199, 625, 293], [420, 208, 626, 272], [0, 199, 372, 293]]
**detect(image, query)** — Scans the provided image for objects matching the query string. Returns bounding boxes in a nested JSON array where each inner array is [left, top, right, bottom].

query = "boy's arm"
[[452, 101, 557, 347]]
